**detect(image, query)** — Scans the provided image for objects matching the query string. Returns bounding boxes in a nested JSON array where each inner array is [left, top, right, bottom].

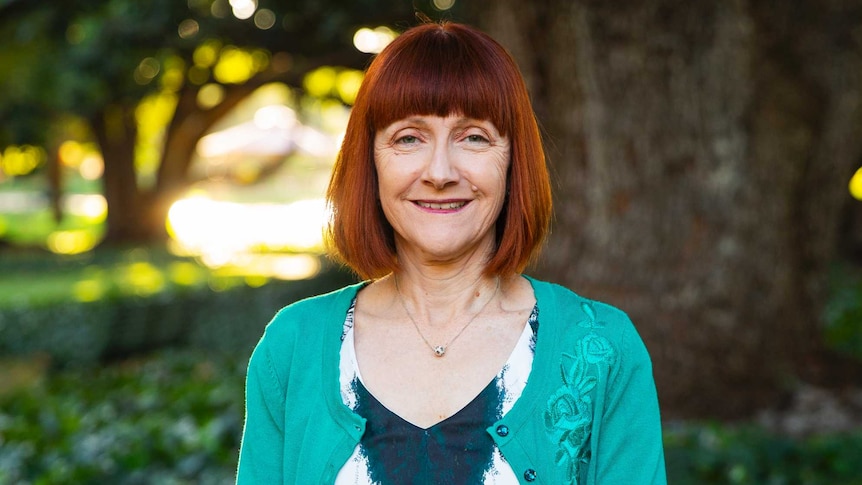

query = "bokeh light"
[[178, 19, 200, 39], [134, 57, 161, 85], [253, 9, 276, 30], [120, 261, 166, 296], [0, 145, 45, 177], [194, 41, 221, 68], [73, 278, 106, 303], [303, 67, 337, 98], [168, 261, 205, 286], [166, 196, 328, 279], [47, 230, 99, 255], [58, 140, 86, 168], [79, 154, 104, 180], [160, 62, 186, 91], [213, 47, 259, 84], [197, 83, 225, 109], [850, 167, 862, 201], [336, 69, 364, 105], [66, 194, 107, 221], [136, 91, 179, 176], [433, 0, 456, 10], [253, 105, 296, 130], [353, 26, 396, 54], [58, 140, 104, 179], [229, 0, 257, 20]]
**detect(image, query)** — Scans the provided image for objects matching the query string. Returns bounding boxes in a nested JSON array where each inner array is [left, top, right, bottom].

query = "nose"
[[422, 143, 459, 189]]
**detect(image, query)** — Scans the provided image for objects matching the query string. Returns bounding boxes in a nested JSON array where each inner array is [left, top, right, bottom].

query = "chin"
[[414, 238, 493, 261]]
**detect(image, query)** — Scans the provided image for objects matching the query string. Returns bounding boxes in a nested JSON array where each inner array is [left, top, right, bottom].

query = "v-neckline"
[[343, 302, 537, 430], [324, 276, 558, 459], [354, 374, 500, 431]]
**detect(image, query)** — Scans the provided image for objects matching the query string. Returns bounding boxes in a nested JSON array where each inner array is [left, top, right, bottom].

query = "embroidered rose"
[[580, 334, 616, 366], [545, 387, 581, 431], [545, 301, 618, 484], [545, 350, 599, 484], [545, 387, 592, 482]]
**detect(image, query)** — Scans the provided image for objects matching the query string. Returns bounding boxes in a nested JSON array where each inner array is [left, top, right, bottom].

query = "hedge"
[[0, 260, 357, 366]]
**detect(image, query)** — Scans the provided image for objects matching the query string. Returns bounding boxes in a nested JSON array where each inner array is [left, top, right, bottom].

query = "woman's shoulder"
[[261, 282, 364, 342], [527, 276, 643, 352], [528, 277, 632, 325]]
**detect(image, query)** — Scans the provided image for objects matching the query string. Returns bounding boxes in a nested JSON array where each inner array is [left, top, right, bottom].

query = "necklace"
[[394, 276, 500, 357]]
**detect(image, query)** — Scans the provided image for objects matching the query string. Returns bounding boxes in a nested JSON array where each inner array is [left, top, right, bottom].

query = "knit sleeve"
[[591, 319, 667, 484], [236, 333, 286, 484]]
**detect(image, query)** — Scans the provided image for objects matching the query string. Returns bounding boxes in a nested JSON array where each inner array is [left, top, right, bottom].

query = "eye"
[[395, 135, 420, 145], [465, 134, 490, 143]]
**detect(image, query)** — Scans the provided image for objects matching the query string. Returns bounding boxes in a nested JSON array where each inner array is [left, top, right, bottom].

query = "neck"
[[392, 268, 499, 329]]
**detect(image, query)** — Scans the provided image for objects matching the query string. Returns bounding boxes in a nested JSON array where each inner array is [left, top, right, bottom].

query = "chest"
[[351, 308, 532, 428]]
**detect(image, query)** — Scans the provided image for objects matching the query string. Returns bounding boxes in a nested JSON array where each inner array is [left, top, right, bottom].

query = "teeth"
[[418, 201, 466, 210]]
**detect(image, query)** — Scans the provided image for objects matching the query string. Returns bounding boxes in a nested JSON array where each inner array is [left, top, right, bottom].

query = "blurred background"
[[1, 0, 861, 483]]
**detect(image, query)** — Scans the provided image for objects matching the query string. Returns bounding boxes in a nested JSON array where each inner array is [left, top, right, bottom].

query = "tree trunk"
[[144, 67, 319, 242], [95, 73, 278, 243], [480, 0, 862, 418], [92, 104, 149, 244]]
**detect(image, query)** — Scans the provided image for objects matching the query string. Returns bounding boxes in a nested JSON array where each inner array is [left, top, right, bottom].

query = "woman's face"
[[373, 114, 510, 266]]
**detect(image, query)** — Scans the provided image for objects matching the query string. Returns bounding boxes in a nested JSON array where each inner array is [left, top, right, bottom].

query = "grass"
[[0, 246, 213, 307], [0, 210, 104, 249]]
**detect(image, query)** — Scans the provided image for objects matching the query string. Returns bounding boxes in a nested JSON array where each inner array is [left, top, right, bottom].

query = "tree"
[[0, 0, 455, 244], [478, 0, 862, 418]]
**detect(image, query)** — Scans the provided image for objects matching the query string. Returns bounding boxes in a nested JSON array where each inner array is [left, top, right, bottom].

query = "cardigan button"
[[524, 468, 537, 482], [495, 424, 509, 437]]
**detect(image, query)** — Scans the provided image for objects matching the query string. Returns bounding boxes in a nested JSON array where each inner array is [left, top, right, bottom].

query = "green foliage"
[[824, 264, 862, 360], [0, 211, 103, 249], [664, 423, 862, 484], [1, 350, 860, 484], [0, 0, 465, 146], [0, 350, 246, 484], [0, 247, 358, 365]]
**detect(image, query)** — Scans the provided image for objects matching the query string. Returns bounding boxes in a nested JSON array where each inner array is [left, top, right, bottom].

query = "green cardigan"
[[236, 277, 666, 484]]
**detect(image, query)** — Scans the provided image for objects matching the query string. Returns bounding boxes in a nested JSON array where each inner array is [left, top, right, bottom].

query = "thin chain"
[[394, 275, 500, 357]]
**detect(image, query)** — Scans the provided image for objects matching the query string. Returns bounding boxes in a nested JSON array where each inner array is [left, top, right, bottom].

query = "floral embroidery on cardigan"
[[544, 301, 617, 484]]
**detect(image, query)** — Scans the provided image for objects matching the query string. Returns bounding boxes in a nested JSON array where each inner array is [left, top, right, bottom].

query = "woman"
[[237, 22, 666, 484]]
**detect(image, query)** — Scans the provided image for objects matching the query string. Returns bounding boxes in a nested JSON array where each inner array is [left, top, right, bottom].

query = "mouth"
[[414, 200, 469, 211]]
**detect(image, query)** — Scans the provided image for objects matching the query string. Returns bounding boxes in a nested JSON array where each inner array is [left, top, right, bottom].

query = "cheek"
[[490, 155, 510, 195], [376, 168, 404, 200], [374, 155, 398, 196], [376, 158, 423, 198]]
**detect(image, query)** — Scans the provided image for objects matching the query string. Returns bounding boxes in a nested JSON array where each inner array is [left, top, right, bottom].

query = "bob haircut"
[[326, 22, 552, 280]]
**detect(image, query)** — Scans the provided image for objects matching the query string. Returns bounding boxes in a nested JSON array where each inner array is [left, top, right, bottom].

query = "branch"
[[154, 46, 369, 192]]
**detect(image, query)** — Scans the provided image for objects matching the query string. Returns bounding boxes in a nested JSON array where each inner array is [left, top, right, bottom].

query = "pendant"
[[433, 346, 446, 357]]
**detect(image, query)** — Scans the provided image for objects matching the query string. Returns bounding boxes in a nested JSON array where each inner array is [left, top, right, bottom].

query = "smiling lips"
[[414, 200, 469, 211]]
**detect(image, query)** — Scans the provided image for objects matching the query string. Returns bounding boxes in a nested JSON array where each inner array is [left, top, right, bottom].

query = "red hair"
[[326, 22, 552, 279]]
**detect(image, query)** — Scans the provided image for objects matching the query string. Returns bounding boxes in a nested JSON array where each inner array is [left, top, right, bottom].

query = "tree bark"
[[92, 104, 147, 244], [479, 0, 862, 418]]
